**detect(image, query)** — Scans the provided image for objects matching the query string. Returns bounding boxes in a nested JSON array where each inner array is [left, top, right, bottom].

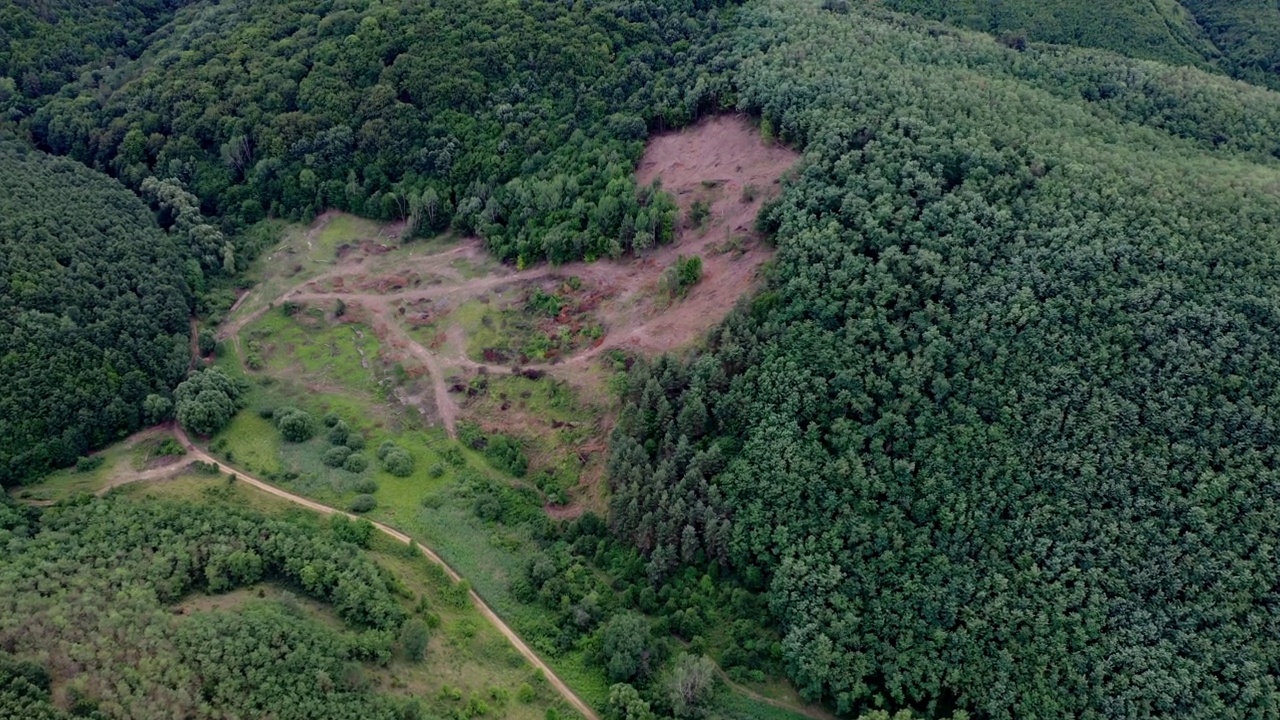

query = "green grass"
[[111, 470, 575, 720]]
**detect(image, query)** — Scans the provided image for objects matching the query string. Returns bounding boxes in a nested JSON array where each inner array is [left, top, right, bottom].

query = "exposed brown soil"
[[219, 115, 798, 512]]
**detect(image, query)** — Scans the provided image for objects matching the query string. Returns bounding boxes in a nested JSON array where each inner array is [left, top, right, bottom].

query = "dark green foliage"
[[884, 0, 1280, 90], [379, 442, 415, 477], [275, 407, 318, 442], [23, 0, 737, 263], [599, 612, 655, 683], [0, 0, 199, 102], [527, 289, 565, 317], [0, 497, 405, 718], [330, 515, 374, 548], [323, 445, 353, 468], [1181, 0, 1280, 89], [197, 328, 217, 357], [352, 477, 378, 494], [0, 140, 190, 485], [173, 604, 397, 719], [350, 494, 377, 514], [484, 434, 528, 478], [345, 455, 370, 474], [176, 367, 250, 436], [329, 420, 351, 446], [74, 456, 104, 473], [345, 432, 367, 452], [881, 0, 1217, 68], [610, 3, 1280, 718], [400, 618, 431, 662], [661, 255, 703, 298], [0, 652, 78, 720], [143, 394, 174, 425]]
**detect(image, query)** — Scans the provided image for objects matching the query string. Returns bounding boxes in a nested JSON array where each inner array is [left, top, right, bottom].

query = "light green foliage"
[[664, 655, 717, 719], [607, 683, 656, 720]]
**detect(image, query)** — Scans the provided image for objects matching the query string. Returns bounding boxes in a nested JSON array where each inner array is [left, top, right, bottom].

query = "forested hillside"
[[0, 140, 191, 486], [881, 0, 1218, 68], [610, 2, 1280, 717], [883, 0, 1280, 90], [0, 492, 407, 719], [1180, 0, 1280, 87], [23, 0, 740, 265], [0, 0, 199, 101]]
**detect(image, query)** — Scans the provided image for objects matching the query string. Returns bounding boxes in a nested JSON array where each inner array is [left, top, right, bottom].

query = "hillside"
[[0, 140, 191, 486], [24, 0, 738, 264], [610, 2, 1280, 717]]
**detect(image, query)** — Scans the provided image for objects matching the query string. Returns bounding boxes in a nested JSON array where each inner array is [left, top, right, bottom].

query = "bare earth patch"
[[218, 115, 798, 512]]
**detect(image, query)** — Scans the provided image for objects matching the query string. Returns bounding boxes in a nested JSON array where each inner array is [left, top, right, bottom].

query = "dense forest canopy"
[[610, 1, 1280, 717], [0, 139, 191, 486], [884, 0, 1280, 90], [21, 0, 740, 264], [0, 492, 406, 719], [0, 0, 199, 102]]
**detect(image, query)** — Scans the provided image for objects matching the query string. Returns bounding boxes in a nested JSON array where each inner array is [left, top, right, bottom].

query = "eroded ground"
[[220, 115, 798, 513]]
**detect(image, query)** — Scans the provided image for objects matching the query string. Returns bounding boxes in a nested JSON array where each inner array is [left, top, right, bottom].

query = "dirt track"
[[108, 424, 600, 720], [217, 116, 799, 442]]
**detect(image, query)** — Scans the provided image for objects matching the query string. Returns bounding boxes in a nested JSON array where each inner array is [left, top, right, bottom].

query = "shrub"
[[330, 515, 374, 548], [428, 463, 445, 478], [381, 445, 415, 477], [274, 407, 316, 442], [323, 412, 341, 427], [345, 433, 366, 451], [484, 435, 528, 477], [328, 420, 350, 446], [401, 619, 431, 662], [75, 455, 104, 473], [349, 494, 377, 513], [344, 454, 370, 474], [323, 446, 352, 467], [352, 476, 378, 494]]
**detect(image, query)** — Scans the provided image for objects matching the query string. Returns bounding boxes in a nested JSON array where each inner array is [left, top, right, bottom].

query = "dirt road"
[[120, 425, 599, 720]]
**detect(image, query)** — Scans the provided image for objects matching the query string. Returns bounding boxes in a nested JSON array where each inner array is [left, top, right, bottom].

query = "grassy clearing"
[[244, 309, 384, 397]]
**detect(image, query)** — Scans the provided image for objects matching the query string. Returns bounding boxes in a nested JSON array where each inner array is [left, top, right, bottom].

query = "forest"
[[0, 490, 410, 719], [18, 0, 735, 264], [609, 1, 1280, 717], [5, 0, 1280, 718], [0, 139, 191, 485]]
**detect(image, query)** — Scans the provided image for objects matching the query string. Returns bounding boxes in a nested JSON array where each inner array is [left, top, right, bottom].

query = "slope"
[[609, 1, 1280, 717]]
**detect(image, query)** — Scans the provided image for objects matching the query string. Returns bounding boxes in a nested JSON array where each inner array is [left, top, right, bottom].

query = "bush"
[[273, 408, 316, 442], [352, 476, 378, 494], [484, 435, 528, 477], [143, 394, 174, 425], [345, 433, 366, 451], [344, 454, 370, 474], [401, 618, 431, 662], [75, 455, 104, 473], [323, 446, 352, 467], [349, 494, 377, 513], [331, 515, 374, 548], [197, 328, 217, 357], [176, 367, 249, 436], [323, 412, 341, 427], [428, 463, 445, 478], [382, 447, 415, 477], [328, 420, 350, 446]]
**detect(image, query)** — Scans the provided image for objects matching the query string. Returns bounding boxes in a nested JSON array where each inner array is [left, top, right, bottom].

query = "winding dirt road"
[[115, 424, 599, 720]]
